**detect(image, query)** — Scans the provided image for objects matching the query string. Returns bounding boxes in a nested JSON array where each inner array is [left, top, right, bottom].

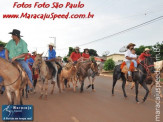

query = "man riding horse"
[[5, 29, 33, 90]]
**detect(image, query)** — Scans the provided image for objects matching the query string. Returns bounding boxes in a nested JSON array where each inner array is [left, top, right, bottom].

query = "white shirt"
[[130, 53, 137, 58], [125, 49, 132, 61]]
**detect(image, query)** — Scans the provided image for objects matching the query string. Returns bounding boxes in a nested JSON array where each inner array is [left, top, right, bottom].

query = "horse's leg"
[[44, 79, 48, 100], [112, 77, 118, 96], [121, 74, 127, 98], [72, 79, 76, 92], [57, 74, 61, 93], [131, 82, 135, 89], [149, 81, 155, 95], [25, 84, 28, 99], [92, 77, 95, 92], [15, 90, 21, 105], [135, 81, 139, 103], [141, 82, 149, 102], [39, 80, 44, 99], [6, 91, 13, 105], [86, 76, 91, 89], [33, 79, 37, 93], [80, 80, 84, 93], [51, 80, 55, 94]]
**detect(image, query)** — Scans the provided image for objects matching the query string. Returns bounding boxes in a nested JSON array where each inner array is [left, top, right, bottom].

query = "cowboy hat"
[[127, 43, 136, 49], [9, 29, 23, 37], [144, 48, 150, 52], [48, 43, 55, 47], [75, 46, 80, 50]]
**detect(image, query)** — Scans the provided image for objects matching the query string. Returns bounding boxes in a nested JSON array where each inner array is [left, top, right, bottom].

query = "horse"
[[32, 54, 61, 99], [112, 57, 155, 103], [127, 60, 163, 98], [86, 68, 100, 92], [0, 57, 32, 105], [77, 61, 99, 92], [60, 64, 77, 92]]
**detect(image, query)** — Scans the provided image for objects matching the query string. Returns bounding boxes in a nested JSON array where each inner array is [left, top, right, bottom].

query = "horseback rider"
[[0, 44, 5, 94], [125, 43, 136, 81], [82, 48, 90, 61], [138, 48, 151, 61], [70, 46, 82, 63], [46, 43, 62, 84], [5, 29, 33, 90]]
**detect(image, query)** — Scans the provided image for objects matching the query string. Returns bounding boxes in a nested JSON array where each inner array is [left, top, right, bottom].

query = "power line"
[[57, 16, 163, 50]]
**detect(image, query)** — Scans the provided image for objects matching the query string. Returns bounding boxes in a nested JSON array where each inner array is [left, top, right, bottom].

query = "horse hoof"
[[136, 101, 140, 104], [92, 89, 96, 92], [112, 94, 114, 96], [124, 96, 128, 99]]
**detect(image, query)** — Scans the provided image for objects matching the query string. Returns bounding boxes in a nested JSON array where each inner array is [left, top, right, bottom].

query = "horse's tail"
[[113, 64, 121, 80]]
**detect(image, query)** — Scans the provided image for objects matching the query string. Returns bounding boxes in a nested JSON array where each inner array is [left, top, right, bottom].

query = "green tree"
[[0, 40, 7, 46], [104, 59, 115, 71], [135, 41, 163, 60], [63, 57, 68, 62], [67, 47, 75, 56], [89, 49, 98, 56]]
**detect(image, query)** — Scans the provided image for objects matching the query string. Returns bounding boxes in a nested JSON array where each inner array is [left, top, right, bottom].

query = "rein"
[[2, 70, 22, 87], [139, 58, 154, 77]]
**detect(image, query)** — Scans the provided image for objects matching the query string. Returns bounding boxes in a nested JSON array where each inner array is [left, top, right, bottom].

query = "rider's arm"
[[126, 56, 135, 60], [13, 53, 28, 61]]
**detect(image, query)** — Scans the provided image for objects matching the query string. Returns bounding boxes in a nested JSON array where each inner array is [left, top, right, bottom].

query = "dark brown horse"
[[112, 57, 155, 103], [77, 61, 99, 92]]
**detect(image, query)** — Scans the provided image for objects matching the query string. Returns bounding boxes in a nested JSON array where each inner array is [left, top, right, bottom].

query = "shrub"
[[104, 59, 115, 71]]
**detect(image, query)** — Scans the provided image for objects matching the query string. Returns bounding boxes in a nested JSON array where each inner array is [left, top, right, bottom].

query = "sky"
[[0, 0, 163, 57]]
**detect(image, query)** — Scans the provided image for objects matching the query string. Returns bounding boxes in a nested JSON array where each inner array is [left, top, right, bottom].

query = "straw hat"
[[144, 48, 150, 52], [74, 46, 80, 50], [127, 43, 136, 49], [48, 43, 55, 47]]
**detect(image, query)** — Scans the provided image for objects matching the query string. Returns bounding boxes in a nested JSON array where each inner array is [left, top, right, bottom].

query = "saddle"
[[120, 61, 135, 74]]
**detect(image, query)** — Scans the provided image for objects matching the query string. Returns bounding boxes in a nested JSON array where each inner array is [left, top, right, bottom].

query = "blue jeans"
[[0, 76, 5, 91], [132, 60, 137, 67], [16, 60, 33, 89], [125, 61, 131, 76]]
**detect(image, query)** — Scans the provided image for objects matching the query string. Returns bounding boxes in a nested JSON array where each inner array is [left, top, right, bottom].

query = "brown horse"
[[60, 64, 77, 92], [77, 61, 99, 92], [0, 57, 32, 105], [33, 54, 61, 99]]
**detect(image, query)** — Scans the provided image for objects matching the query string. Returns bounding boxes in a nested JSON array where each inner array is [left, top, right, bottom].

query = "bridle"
[[139, 57, 154, 77]]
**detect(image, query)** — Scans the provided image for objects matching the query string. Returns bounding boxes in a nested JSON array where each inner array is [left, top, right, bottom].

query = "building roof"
[[107, 53, 124, 57]]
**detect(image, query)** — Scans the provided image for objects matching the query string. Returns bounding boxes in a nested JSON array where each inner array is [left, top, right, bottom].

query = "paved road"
[[0, 76, 163, 122]]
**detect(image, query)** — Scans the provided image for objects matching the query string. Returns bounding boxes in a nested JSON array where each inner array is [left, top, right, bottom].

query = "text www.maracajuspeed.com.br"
[[3, 12, 94, 20]]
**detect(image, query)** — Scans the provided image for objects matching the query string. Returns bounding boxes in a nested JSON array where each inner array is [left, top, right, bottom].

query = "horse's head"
[[144, 56, 156, 73], [32, 53, 43, 69], [90, 61, 99, 74]]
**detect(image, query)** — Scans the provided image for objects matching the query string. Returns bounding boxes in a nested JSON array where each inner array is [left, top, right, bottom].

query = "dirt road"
[[0, 76, 163, 122]]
